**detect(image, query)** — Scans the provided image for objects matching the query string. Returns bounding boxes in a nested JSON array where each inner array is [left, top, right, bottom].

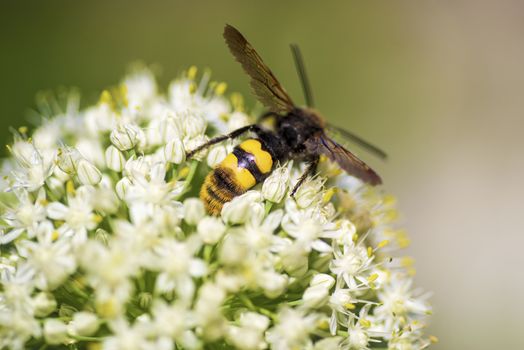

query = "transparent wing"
[[305, 133, 382, 185], [224, 24, 295, 114]]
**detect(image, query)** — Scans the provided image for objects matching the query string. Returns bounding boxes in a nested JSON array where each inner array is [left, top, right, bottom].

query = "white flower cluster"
[[0, 67, 434, 350]]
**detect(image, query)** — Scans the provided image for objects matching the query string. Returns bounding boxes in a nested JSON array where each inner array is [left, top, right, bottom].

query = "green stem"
[[287, 299, 303, 306], [170, 163, 177, 181], [238, 294, 277, 320], [69, 334, 104, 342], [203, 245, 213, 262], [239, 294, 256, 310], [264, 201, 273, 216], [176, 160, 199, 199], [126, 149, 137, 158]]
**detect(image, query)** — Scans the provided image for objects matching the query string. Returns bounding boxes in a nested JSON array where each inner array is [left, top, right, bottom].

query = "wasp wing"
[[224, 24, 295, 114], [305, 133, 382, 185], [326, 123, 387, 160]]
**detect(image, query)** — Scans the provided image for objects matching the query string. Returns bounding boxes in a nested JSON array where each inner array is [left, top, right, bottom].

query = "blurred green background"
[[1, 1, 523, 349]]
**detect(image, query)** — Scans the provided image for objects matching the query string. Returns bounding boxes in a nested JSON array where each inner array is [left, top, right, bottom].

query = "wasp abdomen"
[[200, 138, 274, 215]]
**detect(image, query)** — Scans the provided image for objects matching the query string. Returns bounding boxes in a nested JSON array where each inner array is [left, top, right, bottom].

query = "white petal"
[[47, 202, 69, 220], [311, 239, 332, 253], [0, 228, 24, 244], [263, 209, 284, 231], [329, 312, 338, 336], [189, 259, 207, 277]]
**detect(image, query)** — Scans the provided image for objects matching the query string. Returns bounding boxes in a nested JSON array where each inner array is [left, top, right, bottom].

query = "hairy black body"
[[187, 25, 384, 215]]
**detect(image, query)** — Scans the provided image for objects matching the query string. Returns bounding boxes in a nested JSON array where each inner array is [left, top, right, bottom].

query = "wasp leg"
[[186, 124, 262, 159], [290, 156, 320, 197]]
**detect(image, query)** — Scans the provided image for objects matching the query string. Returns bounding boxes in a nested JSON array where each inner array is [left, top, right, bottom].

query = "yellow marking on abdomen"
[[239, 139, 273, 173], [219, 153, 256, 189]]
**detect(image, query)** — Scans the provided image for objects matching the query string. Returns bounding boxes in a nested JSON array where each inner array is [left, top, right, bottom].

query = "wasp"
[[187, 24, 386, 215]]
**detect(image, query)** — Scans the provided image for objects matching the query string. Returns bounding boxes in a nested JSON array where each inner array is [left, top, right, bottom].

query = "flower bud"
[[105, 145, 126, 172], [302, 274, 335, 308], [110, 124, 142, 151], [182, 112, 206, 138], [115, 177, 133, 200], [206, 145, 227, 168], [219, 235, 248, 266], [197, 216, 226, 244], [94, 228, 110, 245], [262, 166, 289, 203], [77, 159, 102, 185], [215, 270, 244, 292], [163, 138, 185, 164], [183, 198, 205, 225], [147, 115, 183, 146], [196, 282, 226, 310], [43, 318, 68, 345], [310, 273, 336, 288], [227, 327, 265, 350], [32, 292, 57, 317], [294, 177, 324, 208], [194, 283, 227, 340], [56, 147, 82, 175], [124, 155, 150, 179], [69, 311, 99, 336], [239, 312, 270, 332], [221, 191, 264, 225], [259, 271, 287, 298]]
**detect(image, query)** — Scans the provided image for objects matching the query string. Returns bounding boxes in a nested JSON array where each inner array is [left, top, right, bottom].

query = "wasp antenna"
[[326, 124, 388, 160], [290, 44, 314, 108]]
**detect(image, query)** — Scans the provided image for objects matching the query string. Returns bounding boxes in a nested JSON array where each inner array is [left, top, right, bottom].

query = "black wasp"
[[188, 24, 386, 215]]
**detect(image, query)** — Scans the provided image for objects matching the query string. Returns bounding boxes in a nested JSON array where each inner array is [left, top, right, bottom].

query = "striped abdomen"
[[200, 139, 274, 215]]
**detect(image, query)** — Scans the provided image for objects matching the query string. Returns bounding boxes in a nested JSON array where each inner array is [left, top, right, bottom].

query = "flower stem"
[[69, 334, 104, 342], [176, 160, 199, 199], [239, 294, 277, 320], [264, 201, 273, 216]]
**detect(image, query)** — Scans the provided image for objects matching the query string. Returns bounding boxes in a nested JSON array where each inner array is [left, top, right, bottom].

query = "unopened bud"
[[32, 292, 57, 317], [221, 191, 264, 225], [105, 145, 126, 172], [183, 198, 205, 225], [69, 311, 99, 336], [294, 177, 324, 208], [110, 124, 142, 151], [197, 216, 226, 244], [302, 274, 335, 308], [259, 271, 287, 298], [262, 166, 289, 203], [163, 138, 185, 164], [206, 145, 227, 168], [182, 113, 206, 138], [43, 319, 68, 345], [77, 159, 102, 185], [56, 147, 82, 175], [239, 312, 270, 332], [115, 177, 133, 200]]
